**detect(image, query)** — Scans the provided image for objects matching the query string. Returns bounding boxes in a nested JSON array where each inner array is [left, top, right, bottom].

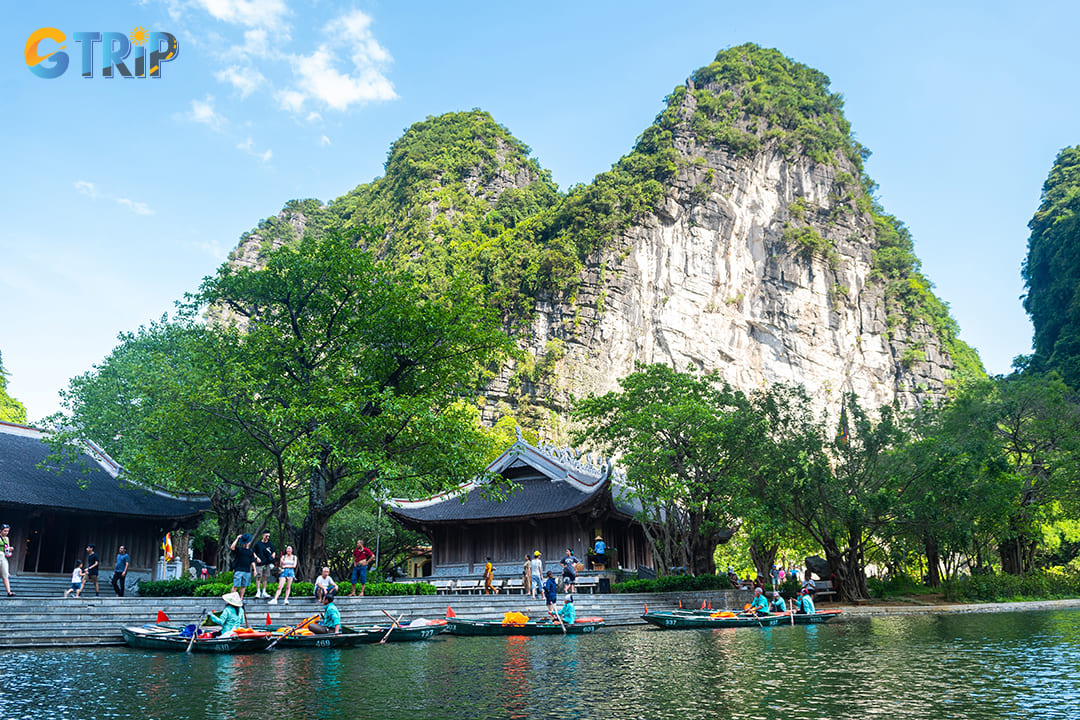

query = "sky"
[[3, 1, 1078, 422]]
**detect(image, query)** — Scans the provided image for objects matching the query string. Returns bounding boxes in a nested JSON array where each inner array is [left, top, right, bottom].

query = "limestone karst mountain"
[[225, 44, 981, 435]]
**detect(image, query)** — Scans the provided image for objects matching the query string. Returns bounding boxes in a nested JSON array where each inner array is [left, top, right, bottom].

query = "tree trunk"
[[924, 535, 941, 587], [296, 512, 330, 581], [211, 490, 250, 572], [749, 540, 778, 583]]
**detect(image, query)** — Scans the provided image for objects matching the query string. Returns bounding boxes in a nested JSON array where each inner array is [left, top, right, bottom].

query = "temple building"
[[387, 432, 653, 577], [0, 421, 210, 585]]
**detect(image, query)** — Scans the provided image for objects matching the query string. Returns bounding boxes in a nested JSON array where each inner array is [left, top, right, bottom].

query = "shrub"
[[136, 576, 212, 597], [613, 575, 732, 594], [946, 570, 1080, 602]]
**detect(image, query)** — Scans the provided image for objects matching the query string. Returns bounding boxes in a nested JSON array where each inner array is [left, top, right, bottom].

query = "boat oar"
[[185, 608, 208, 654], [266, 613, 321, 651], [379, 612, 404, 644]]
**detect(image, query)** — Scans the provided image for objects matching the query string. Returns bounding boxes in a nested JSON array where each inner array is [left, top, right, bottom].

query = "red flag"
[[701, 600, 706, 610], [644, 603, 648, 613], [708, 601, 712, 610], [156, 611, 169, 623], [266, 613, 272, 626], [446, 606, 456, 618], [678, 599, 682, 609]]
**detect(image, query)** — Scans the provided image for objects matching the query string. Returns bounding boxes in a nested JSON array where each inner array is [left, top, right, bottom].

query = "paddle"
[[185, 608, 208, 654], [266, 613, 321, 650], [380, 611, 404, 644], [740, 602, 764, 629]]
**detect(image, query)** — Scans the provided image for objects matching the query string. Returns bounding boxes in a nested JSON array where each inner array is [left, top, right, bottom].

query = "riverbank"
[[836, 597, 1080, 616]]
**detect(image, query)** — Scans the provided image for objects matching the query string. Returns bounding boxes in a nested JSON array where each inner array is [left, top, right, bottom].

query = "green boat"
[[121, 624, 273, 653], [789, 609, 843, 625], [349, 619, 448, 643], [446, 617, 604, 636], [641, 611, 785, 629], [269, 625, 372, 648]]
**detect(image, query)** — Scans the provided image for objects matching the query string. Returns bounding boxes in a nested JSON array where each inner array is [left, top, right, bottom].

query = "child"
[[543, 570, 559, 618], [64, 560, 84, 598]]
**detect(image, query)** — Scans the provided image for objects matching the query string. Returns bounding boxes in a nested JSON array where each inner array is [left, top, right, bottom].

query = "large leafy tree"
[[573, 364, 763, 576], [1022, 146, 1080, 386], [53, 233, 513, 577]]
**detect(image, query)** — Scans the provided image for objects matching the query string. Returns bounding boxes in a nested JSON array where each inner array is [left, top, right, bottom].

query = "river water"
[[2, 610, 1078, 719]]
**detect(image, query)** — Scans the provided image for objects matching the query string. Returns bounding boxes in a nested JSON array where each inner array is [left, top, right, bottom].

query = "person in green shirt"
[[769, 590, 787, 614], [795, 588, 816, 615], [207, 592, 246, 636], [746, 587, 770, 615], [309, 591, 341, 634]]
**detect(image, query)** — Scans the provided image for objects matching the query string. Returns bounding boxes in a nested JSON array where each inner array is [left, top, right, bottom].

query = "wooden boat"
[[348, 619, 448, 643], [788, 609, 843, 625], [269, 625, 372, 648], [121, 624, 273, 653], [446, 617, 604, 636], [641, 611, 785, 629]]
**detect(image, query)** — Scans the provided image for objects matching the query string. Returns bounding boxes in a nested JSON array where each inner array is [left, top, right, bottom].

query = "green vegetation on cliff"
[[1022, 146, 1080, 387], [231, 45, 979, 382], [0, 351, 27, 424]]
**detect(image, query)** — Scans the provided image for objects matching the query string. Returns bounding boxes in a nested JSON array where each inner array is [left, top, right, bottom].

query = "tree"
[[52, 232, 514, 577], [573, 364, 762, 576], [0, 351, 28, 424]]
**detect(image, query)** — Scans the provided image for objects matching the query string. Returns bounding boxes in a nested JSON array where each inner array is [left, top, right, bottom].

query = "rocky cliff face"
[[224, 49, 973, 437]]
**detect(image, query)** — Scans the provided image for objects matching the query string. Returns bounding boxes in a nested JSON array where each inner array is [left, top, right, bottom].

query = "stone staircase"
[[7, 574, 119, 598], [0, 589, 749, 648]]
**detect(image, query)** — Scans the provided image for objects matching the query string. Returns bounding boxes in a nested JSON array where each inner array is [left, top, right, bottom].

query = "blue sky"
[[3, 1, 1077, 421]]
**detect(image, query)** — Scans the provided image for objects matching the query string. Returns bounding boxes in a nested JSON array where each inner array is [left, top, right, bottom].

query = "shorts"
[[280, 568, 295, 579], [86, 570, 98, 578], [70, 582, 81, 591], [233, 571, 252, 587], [256, 565, 272, 579], [0, 556, 8, 579], [351, 565, 368, 585]]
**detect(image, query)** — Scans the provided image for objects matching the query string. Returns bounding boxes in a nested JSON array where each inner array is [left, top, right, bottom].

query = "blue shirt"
[[559, 602, 576, 624], [543, 577, 558, 603], [748, 594, 769, 613], [323, 602, 341, 629], [208, 605, 245, 635], [114, 553, 130, 573], [594, 540, 606, 554], [770, 596, 787, 613], [796, 594, 816, 614]]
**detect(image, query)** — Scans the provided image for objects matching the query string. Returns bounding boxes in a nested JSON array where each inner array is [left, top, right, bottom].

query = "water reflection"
[[3, 611, 1080, 719]]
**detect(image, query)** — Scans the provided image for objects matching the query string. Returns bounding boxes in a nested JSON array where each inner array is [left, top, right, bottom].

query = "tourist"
[[560, 548, 578, 593], [769, 590, 787, 614], [592, 535, 606, 567], [795, 588, 816, 615], [63, 560, 84, 598], [349, 539, 374, 596], [314, 566, 338, 601], [483, 556, 498, 595], [522, 554, 532, 597], [745, 586, 770, 615], [207, 591, 246, 636], [802, 571, 817, 598], [111, 545, 130, 597], [252, 532, 276, 600], [530, 551, 543, 599], [308, 590, 341, 635], [542, 570, 559, 618], [83, 544, 99, 596], [770, 564, 780, 588], [1, 524, 13, 596], [229, 534, 257, 599], [269, 545, 297, 605], [778, 567, 786, 584]]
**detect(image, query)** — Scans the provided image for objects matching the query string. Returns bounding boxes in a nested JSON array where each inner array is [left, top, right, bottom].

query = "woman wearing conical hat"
[[207, 592, 246, 636]]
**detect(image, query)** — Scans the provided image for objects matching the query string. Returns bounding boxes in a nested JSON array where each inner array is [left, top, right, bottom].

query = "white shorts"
[[0, 555, 9, 579]]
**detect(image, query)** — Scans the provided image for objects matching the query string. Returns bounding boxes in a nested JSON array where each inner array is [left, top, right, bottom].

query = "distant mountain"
[[225, 44, 982, 434]]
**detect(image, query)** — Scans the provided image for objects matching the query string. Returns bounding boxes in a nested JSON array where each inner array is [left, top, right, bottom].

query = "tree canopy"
[[0, 351, 27, 424]]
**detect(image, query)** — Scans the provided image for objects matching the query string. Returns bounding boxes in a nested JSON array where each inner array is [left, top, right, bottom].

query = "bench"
[[428, 579, 457, 595], [574, 576, 600, 594], [812, 579, 838, 602], [503, 578, 526, 594]]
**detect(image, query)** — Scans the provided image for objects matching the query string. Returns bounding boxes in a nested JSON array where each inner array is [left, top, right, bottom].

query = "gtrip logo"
[[25, 27, 179, 79]]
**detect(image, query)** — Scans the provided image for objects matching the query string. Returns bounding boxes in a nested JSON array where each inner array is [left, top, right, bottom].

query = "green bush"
[[946, 570, 1080, 602], [867, 573, 933, 599], [613, 574, 732, 594], [137, 576, 212, 597], [189, 579, 433, 598]]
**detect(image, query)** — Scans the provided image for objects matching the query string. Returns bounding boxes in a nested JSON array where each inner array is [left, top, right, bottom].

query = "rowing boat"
[[641, 611, 785, 629], [788, 609, 843, 625], [269, 625, 371, 648], [446, 617, 603, 636], [121, 624, 273, 653], [350, 619, 448, 643]]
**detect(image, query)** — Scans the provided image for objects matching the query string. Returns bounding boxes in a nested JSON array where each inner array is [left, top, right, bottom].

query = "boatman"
[[795, 588, 816, 615], [745, 586, 770, 615], [309, 590, 341, 635], [207, 591, 246, 637], [769, 590, 787, 614]]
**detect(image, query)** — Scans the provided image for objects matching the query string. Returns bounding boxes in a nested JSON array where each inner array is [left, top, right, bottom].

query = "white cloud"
[[276, 89, 306, 113], [215, 65, 265, 97], [194, 0, 289, 30], [320, 135, 331, 147], [237, 137, 273, 163], [115, 198, 154, 216], [74, 180, 99, 198], [281, 9, 396, 113], [305, 111, 322, 123], [188, 95, 225, 131], [74, 181, 153, 215]]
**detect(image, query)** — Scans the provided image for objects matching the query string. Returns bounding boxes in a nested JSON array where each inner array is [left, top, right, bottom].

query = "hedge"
[[945, 570, 1080, 602], [162, 579, 437, 598], [612, 574, 733, 594]]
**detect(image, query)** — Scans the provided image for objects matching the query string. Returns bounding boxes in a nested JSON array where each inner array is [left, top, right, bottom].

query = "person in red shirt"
[[350, 539, 375, 596]]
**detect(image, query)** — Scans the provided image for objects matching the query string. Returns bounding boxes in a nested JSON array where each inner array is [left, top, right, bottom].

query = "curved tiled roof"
[[0, 423, 210, 519]]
